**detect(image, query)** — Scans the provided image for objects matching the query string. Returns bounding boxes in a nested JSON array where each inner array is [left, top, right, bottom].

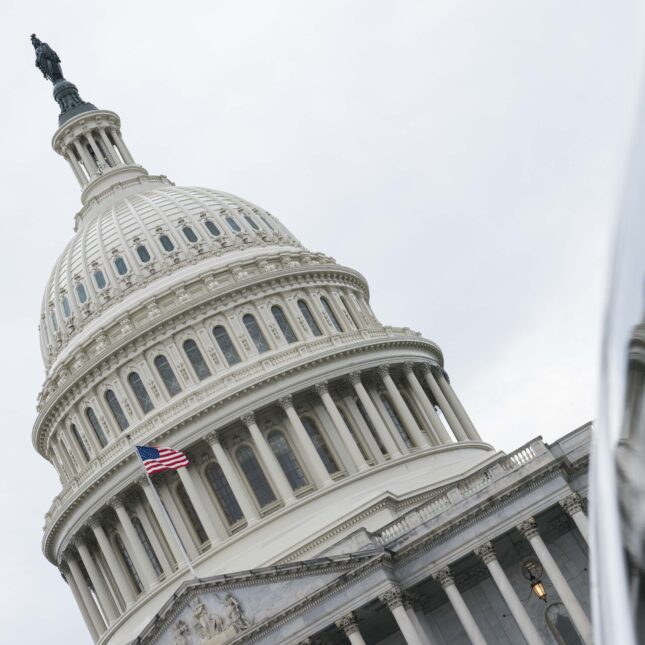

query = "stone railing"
[[43, 326, 436, 533], [373, 438, 548, 546]]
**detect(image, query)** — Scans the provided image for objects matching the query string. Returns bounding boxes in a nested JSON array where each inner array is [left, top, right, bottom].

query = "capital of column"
[[379, 585, 403, 609], [434, 567, 455, 588], [108, 495, 124, 510], [71, 535, 85, 550], [335, 611, 359, 634], [86, 515, 103, 530], [240, 412, 256, 427], [517, 517, 539, 540], [204, 430, 220, 445], [560, 493, 584, 516], [135, 474, 151, 489], [402, 361, 415, 375], [377, 364, 390, 379], [314, 381, 329, 396], [278, 394, 294, 410], [348, 371, 363, 386], [474, 541, 497, 564]]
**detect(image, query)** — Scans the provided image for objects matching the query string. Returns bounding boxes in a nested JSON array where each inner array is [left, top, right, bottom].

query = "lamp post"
[[522, 560, 547, 602]]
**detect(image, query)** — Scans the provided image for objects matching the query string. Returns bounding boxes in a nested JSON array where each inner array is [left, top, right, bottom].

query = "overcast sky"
[[1, 1, 643, 642]]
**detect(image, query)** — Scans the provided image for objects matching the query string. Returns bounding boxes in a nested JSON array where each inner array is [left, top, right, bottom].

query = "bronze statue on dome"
[[31, 34, 64, 83]]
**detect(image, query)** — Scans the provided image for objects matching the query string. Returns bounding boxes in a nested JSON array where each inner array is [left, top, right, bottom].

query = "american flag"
[[135, 445, 189, 474]]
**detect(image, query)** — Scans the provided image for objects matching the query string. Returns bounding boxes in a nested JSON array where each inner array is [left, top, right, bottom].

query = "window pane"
[[71, 424, 91, 462], [298, 300, 322, 336], [204, 219, 220, 237], [182, 339, 211, 380], [321, 297, 343, 332], [242, 314, 270, 353], [86, 407, 108, 448], [114, 256, 128, 275], [381, 395, 414, 448], [132, 516, 163, 576], [244, 215, 259, 230], [212, 326, 241, 366], [268, 431, 308, 489], [62, 296, 71, 318], [182, 226, 198, 243], [226, 216, 241, 232], [177, 482, 208, 544], [76, 283, 88, 304], [356, 398, 387, 454], [94, 270, 106, 290], [106, 390, 129, 431], [137, 244, 151, 263], [339, 408, 369, 460], [301, 417, 339, 473], [271, 305, 297, 343], [128, 372, 154, 413], [236, 445, 276, 507], [159, 235, 175, 252], [154, 355, 182, 396], [115, 533, 143, 594], [205, 462, 244, 524]]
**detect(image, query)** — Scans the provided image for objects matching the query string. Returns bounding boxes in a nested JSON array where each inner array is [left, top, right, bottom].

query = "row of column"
[[321, 494, 590, 645]]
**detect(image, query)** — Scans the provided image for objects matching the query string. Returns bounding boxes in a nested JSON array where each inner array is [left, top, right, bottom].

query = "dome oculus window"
[[242, 314, 270, 353], [159, 235, 175, 252], [182, 339, 211, 380], [205, 462, 244, 524], [114, 256, 128, 276], [244, 215, 259, 230], [212, 325, 241, 366], [75, 283, 88, 304], [128, 372, 154, 414], [182, 226, 198, 243], [297, 300, 322, 337], [226, 216, 241, 233], [94, 269, 106, 290], [321, 296, 343, 332], [271, 305, 297, 343], [105, 390, 130, 431], [153, 355, 182, 397], [136, 244, 151, 263], [204, 219, 220, 237]]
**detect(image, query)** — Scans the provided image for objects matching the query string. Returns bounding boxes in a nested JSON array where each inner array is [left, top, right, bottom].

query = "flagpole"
[[133, 446, 198, 579]]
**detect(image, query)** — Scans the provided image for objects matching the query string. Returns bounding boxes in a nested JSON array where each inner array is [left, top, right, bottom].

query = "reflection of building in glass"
[[30, 37, 594, 644]]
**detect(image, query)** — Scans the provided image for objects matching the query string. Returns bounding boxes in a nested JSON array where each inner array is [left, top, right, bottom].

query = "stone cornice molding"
[[516, 517, 539, 540], [474, 542, 497, 564]]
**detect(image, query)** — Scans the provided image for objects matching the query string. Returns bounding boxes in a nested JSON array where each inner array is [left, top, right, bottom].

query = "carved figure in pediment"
[[192, 598, 214, 639], [172, 619, 192, 645], [225, 594, 251, 633]]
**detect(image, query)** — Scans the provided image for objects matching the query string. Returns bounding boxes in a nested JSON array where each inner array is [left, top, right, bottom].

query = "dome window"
[[159, 235, 175, 252], [213, 325, 242, 366], [204, 219, 220, 237], [75, 282, 88, 304], [136, 244, 151, 263], [340, 295, 359, 328], [268, 431, 308, 489], [114, 256, 128, 276], [128, 372, 154, 414], [271, 305, 297, 343], [261, 215, 275, 231], [154, 355, 182, 397], [205, 462, 244, 524], [71, 424, 90, 462], [94, 269, 106, 290], [177, 482, 208, 544], [244, 215, 259, 230], [50, 310, 59, 331], [302, 417, 339, 474], [242, 314, 270, 353], [236, 445, 277, 508], [226, 216, 241, 233], [105, 390, 129, 431], [320, 296, 343, 332], [182, 226, 198, 243], [61, 296, 71, 318], [182, 339, 211, 380], [85, 407, 108, 448], [297, 300, 322, 337]]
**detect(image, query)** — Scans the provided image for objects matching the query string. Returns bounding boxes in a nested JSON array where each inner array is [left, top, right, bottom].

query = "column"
[[421, 364, 469, 442], [436, 371, 482, 441], [559, 493, 589, 543], [111, 497, 158, 590], [434, 568, 487, 645], [343, 391, 386, 463], [112, 129, 135, 164], [130, 497, 173, 576], [315, 382, 369, 471], [379, 586, 426, 645], [279, 395, 333, 487], [74, 537, 119, 624], [349, 372, 401, 458], [88, 516, 136, 606], [157, 479, 199, 558], [517, 518, 592, 644], [138, 476, 186, 568], [85, 134, 105, 173], [336, 612, 367, 645], [403, 363, 450, 445], [378, 365, 429, 448], [65, 149, 88, 185], [73, 139, 98, 176], [475, 543, 543, 645], [62, 563, 101, 642], [205, 431, 260, 523], [242, 413, 296, 504], [96, 128, 118, 166], [402, 592, 434, 645], [67, 556, 106, 638], [176, 466, 221, 544]]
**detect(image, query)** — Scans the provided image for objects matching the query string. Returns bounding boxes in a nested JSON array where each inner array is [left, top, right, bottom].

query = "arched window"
[[71, 424, 91, 462], [356, 398, 387, 454], [261, 215, 275, 231], [85, 407, 108, 448], [236, 446, 277, 507], [301, 417, 339, 474], [94, 269, 106, 290], [244, 215, 259, 230], [268, 431, 308, 490], [159, 235, 175, 252], [205, 462, 244, 524], [114, 256, 128, 275], [339, 408, 369, 460], [271, 305, 297, 343], [546, 602, 582, 645], [75, 282, 88, 304], [132, 516, 163, 576], [297, 300, 322, 337], [204, 219, 220, 237], [176, 482, 208, 544], [154, 355, 182, 396], [320, 296, 343, 332], [128, 372, 154, 414], [340, 295, 360, 329], [182, 339, 211, 380], [226, 216, 241, 232], [114, 532, 143, 594], [136, 244, 151, 263], [242, 314, 270, 353], [182, 226, 198, 243], [105, 390, 129, 431], [61, 296, 71, 318], [50, 310, 59, 331], [381, 395, 414, 448], [212, 325, 241, 366]]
